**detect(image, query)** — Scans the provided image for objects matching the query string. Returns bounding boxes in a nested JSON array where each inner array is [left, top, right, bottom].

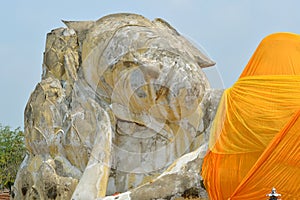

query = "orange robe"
[[202, 32, 300, 200]]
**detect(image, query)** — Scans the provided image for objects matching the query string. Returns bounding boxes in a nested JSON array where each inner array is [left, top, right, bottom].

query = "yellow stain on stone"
[[140, 173, 160, 185], [27, 155, 43, 172], [97, 166, 110, 197], [128, 173, 136, 189]]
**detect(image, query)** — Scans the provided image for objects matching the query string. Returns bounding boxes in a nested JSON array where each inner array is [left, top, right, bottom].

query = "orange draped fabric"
[[202, 32, 300, 200], [240, 32, 300, 77]]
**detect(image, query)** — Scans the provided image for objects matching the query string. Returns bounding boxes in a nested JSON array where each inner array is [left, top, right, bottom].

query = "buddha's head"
[[63, 13, 215, 173]]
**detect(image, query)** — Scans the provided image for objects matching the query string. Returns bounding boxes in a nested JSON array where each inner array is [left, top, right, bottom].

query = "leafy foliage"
[[0, 124, 26, 190]]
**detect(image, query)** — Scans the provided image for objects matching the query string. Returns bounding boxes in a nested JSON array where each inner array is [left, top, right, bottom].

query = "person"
[[266, 187, 281, 200]]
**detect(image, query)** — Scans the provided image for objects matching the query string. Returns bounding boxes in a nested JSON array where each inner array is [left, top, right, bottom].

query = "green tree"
[[0, 124, 26, 190]]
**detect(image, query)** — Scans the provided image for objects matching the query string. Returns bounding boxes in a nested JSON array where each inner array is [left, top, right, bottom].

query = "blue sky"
[[1, 0, 300, 128]]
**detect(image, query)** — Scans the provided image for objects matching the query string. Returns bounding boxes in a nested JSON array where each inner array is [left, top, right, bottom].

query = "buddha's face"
[[79, 13, 214, 173]]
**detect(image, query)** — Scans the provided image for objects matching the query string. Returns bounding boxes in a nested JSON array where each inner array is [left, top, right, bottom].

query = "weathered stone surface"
[[99, 89, 223, 200], [13, 13, 222, 200]]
